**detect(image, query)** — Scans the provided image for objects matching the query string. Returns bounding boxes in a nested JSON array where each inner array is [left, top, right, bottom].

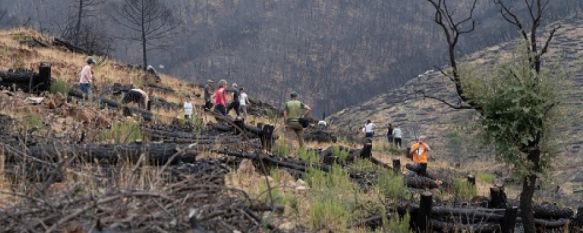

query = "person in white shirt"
[[238, 88, 248, 117], [184, 95, 194, 119], [317, 120, 327, 129], [362, 120, 375, 138], [393, 125, 402, 148], [79, 57, 95, 100]]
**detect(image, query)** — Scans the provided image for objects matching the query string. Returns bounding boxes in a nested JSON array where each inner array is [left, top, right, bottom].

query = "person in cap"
[[283, 91, 311, 148], [184, 95, 194, 119], [203, 80, 214, 111], [79, 57, 95, 100]]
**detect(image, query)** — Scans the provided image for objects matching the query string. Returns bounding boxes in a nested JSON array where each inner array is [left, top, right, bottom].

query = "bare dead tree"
[[112, 0, 178, 70], [422, 0, 479, 111]]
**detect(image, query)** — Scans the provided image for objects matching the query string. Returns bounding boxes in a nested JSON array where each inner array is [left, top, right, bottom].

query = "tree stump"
[[415, 191, 433, 233], [489, 185, 507, 208], [501, 206, 518, 233], [467, 174, 476, 185], [392, 158, 401, 174]]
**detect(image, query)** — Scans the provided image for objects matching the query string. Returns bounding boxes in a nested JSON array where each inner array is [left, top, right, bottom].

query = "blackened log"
[[3, 143, 197, 165], [414, 191, 433, 232], [533, 204, 574, 219], [53, 38, 90, 55], [431, 207, 504, 222], [501, 206, 518, 233], [431, 220, 500, 233], [406, 175, 439, 189], [467, 174, 476, 185], [0, 64, 51, 93], [393, 159, 401, 174], [489, 186, 507, 208]]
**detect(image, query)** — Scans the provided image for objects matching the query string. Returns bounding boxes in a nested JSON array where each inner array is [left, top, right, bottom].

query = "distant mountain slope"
[[328, 16, 583, 203]]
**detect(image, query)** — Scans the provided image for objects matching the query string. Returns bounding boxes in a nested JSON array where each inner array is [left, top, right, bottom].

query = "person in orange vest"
[[407, 135, 431, 177]]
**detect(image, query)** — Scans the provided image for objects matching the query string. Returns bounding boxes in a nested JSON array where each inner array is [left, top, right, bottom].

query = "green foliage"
[[453, 178, 477, 201], [348, 158, 377, 173], [383, 212, 412, 233], [331, 144, 350, 163], [24, 113, 43, 129], [377, 170, 408, 200], [178, 115, 204, 133], [298, 147, 319, 165], [99, 121, 143, 143], [49, 79, 70, 96], [476, 172, 495, 184], [273, 139, 290, 156], [305, 165, 358, 229], [460, 45, 564, 176]]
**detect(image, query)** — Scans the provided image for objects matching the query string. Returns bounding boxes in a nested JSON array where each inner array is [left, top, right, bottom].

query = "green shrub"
[[273, 139, 290, 156], [378, 170, 407, 199], [298, 147, 320, 165], [99, 121, 142, 143], [453, 178, 477, 201], [477, 172, 495, 184], [49, 79, 70, 96], [384, 212, 412, 233], [24, 113, 43, 129], [348, 158, 377, 173], [305, 165, 356, 230], [331, 144, 350, 163]]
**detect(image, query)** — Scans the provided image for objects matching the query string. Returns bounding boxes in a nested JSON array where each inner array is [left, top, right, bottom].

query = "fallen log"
[[53, 38, 91, 55], [405, 175, 439, 189], [68, 90, 154, 121], [533, 204, 574, 219], [0, 64, 51, 93], [431, 219, 500, 233], [3, 143, 197, 165], [431, 207, 505, 223]]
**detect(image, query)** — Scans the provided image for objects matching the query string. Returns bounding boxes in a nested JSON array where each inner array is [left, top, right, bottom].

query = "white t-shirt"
[[184, 102, 193, 116], [362, 123, 375, 133], [239, 93, 248, 106], [393, 128, 402, 138]]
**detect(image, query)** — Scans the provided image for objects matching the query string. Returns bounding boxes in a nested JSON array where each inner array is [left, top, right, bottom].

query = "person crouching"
[[122, 88, 151, 110]]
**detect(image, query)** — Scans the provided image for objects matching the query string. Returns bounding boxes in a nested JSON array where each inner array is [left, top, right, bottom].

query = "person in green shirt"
[[284, 91, 311, 148]]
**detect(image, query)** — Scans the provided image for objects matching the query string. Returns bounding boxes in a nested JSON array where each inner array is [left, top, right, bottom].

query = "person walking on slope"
[[386, 123, 394, 144], [284, 91, 311, 148], [362, 120, 375, 138], [204, 80, 214, 111], [407, 136, 431, 176], [393, 125, 402, 148], [213, 80, 228, 115], [184, 95, 194, 120], [79, 57, 95, 101], [227, 83, 241, 116], [122, 88, 151, 110], [239, 88, 248, 117]]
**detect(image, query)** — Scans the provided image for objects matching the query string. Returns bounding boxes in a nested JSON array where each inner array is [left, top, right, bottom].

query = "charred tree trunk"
[[520, 148, 541, 233], [0, 64, 51, 94]]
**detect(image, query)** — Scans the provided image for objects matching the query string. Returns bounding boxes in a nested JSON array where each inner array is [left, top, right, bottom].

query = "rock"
[[237, 159, 256, 175]]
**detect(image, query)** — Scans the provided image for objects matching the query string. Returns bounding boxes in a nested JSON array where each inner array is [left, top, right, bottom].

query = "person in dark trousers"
[[213, 80, 228, 115], [203, 80, 214, 111], [226, 83, 241, 116], [386, 123, 394, 144], [393, 125, 402, 148], [122, 88, 151, 110], [406, 136, 431, 177], [362, 120, 375, 138]]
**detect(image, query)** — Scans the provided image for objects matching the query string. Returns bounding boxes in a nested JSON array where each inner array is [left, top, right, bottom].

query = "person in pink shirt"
[[213, 79, 228, 115], [79, 57, 95, 100]]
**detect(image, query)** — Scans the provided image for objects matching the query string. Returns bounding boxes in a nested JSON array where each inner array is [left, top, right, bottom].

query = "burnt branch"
[[416, 90, 473, 110]]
